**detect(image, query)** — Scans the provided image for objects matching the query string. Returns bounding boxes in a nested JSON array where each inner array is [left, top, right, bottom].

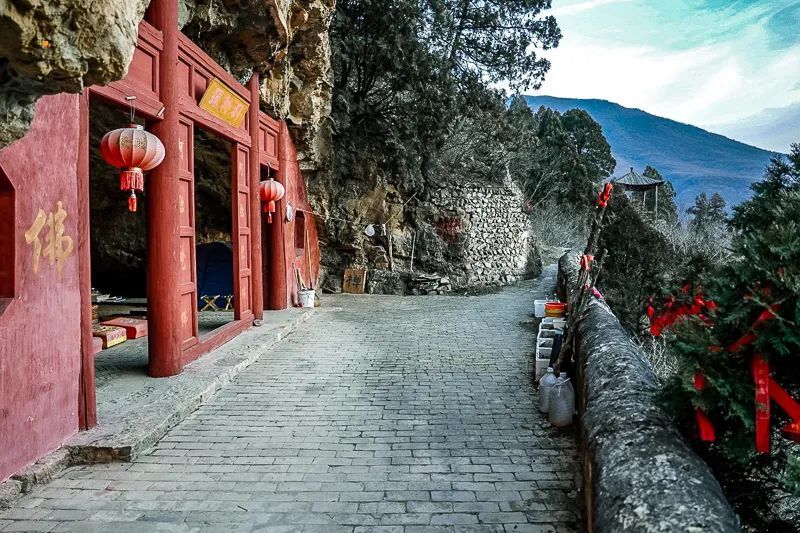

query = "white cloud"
[[533, 0, 800, 146], [548, 0, 634, 18], [535, 26, 800, 135]]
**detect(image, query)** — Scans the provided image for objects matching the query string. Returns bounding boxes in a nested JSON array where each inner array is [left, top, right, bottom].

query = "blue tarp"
[[196, 242, 233, 309]]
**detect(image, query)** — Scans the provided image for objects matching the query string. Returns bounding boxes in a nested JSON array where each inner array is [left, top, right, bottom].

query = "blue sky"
[[535, 0, 800, 151]]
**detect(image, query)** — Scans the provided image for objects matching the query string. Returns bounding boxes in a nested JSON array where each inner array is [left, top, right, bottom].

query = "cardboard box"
[[343, 268, 367, 294], [92, 325, 127, 348], [101, 317, 148, 339]]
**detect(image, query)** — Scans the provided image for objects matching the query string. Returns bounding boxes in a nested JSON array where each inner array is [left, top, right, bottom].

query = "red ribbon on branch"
[[647, 293, 800, 452], [694, 372, 716, 442], [750, 355, 800, 453], [647, 285, 719, 337], [580, 254, 594, 272], [597, 183, 613, 208], [584, 283, 603, 299]]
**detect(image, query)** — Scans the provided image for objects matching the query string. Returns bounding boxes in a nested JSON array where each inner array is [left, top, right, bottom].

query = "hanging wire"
[[383, 191, 418, 224], [295, 190, 419, 226], [126, 95, 137, 123]]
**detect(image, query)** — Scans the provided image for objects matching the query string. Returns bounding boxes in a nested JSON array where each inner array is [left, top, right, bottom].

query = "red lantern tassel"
[[128, 191, 137, 212]]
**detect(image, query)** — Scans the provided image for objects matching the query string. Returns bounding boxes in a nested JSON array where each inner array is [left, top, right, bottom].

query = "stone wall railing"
[[557, 252, 740, 532]]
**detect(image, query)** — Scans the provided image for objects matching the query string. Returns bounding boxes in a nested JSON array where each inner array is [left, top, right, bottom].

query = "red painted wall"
[[0, 94, 82, 481], [280, 129, 321, 307]]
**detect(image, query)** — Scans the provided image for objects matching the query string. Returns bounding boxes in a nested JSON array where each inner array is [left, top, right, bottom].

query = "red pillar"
[[248, 74, 264, 321], [267, 123, 288, 310], [147, 0, 183, 377], [77, 91, 97, 429]]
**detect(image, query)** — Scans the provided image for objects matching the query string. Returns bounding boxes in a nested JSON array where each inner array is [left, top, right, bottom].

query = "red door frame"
[[76, 1, 279, 427]]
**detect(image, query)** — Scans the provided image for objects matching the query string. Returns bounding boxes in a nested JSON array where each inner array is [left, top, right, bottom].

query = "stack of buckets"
[[534, 300, 566, 381], [534, 299, 575, 427]]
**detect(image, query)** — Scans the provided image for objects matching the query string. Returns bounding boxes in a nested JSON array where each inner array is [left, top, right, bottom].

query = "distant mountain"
[[523, 95, 779, 209], [708, 103, 800, 154]]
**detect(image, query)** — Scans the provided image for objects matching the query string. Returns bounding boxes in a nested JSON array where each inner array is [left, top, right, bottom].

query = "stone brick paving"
[[0, 265, 580, 532]]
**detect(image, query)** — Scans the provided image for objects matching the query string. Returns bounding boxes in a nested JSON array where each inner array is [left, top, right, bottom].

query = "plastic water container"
[[542, 317, 567, 330], [538, 367, 559, 413], [548, 374, 575, 427], [534, 299, 547, 318]]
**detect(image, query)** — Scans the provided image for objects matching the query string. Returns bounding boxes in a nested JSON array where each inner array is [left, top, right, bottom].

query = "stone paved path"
[[0, 265, 580, 533]]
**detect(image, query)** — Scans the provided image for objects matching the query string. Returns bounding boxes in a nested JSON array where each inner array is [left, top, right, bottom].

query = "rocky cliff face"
[[313, 172, 542, 295], [0, 0, 334, 169], [0, 0, 150, 147], [180, 0, 333, 169]]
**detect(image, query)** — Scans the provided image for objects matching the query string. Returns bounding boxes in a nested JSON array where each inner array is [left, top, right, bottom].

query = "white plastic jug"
[[548, 373, 575, 427], [538, 367, 559, 413]]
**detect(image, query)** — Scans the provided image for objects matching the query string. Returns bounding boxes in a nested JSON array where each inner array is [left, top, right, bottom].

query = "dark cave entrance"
[[89, 98, 149, 301], [193, 126, 235, 337]]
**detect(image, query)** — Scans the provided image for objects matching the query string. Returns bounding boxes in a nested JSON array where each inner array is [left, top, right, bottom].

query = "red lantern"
[[100, 124, 165, 212], [260, 178, 285, 223]]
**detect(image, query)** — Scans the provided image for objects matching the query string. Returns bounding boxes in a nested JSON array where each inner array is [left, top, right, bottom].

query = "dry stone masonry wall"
[[423, 177, 537, 287], [319, 176, 540, 295]]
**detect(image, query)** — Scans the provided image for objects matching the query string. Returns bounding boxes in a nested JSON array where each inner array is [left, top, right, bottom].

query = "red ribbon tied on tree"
[[584, 283, 603, 299], [597, 183, 613, 208], [650, 289, 800, 452], [750, 354, 800, 453], [580, 254, 594, 272], [694, 372, 716, 442], [647, 290, 717, 337]]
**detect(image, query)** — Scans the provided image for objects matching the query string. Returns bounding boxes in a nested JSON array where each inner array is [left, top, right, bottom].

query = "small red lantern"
[[100, 124, 165, 212], [260, 178, 285, 223]]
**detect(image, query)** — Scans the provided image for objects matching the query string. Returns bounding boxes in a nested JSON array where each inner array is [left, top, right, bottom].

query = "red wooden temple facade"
[[0, 0, 320, 482]]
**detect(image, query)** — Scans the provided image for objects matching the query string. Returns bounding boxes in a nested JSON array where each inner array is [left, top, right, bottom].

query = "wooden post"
[[77, 90, 97, 429], [147, 0, 183, 377], [410, 232, 416, 272], [267, 123, 288, 309], [387, 228, 394, 272], [248, 74, 264, 321], [654, 185, 659, 220], [554, 197, 611, 373]]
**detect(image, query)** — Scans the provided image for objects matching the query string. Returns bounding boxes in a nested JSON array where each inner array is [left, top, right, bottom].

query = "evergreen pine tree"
[[660, 144, 800, 531]]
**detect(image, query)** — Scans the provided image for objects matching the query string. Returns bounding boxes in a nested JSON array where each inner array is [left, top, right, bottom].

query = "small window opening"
[[294, 211, 306, 256], [0, 166, 15, 298]]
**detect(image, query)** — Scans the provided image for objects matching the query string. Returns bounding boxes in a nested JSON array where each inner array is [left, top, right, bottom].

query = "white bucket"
[[534, 299, 547, 318], [299, 289, 315, 308]]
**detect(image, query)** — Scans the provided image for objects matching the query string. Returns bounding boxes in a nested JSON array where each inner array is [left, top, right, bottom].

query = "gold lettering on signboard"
[[24, 201, 74, 278], [198, 79, 250, 128]]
